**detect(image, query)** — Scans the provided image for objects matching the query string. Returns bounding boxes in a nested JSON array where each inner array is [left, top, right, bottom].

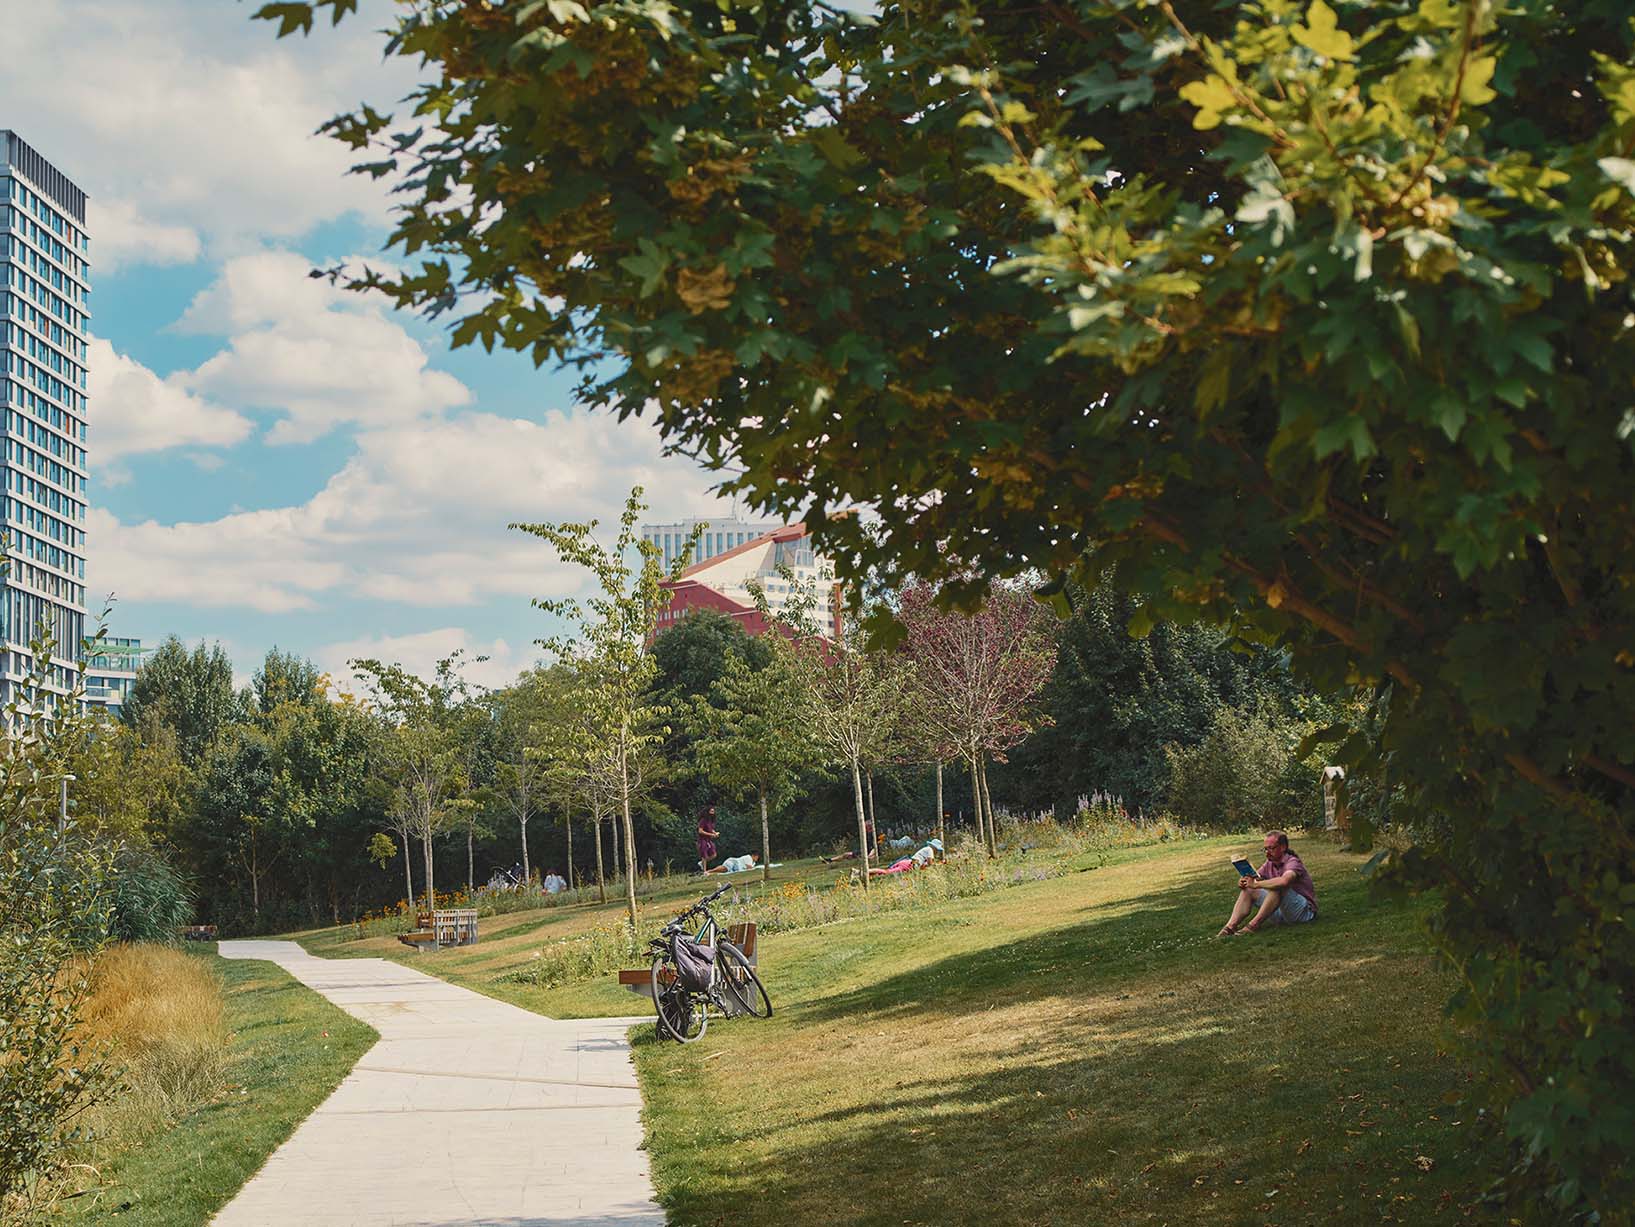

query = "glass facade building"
[[85, 637, 147, 713], [640, 517, 785, 572], [0, 131, 89, 704]]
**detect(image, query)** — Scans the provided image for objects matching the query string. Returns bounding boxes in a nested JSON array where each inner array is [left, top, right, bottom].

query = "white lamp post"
[[58, 773, 76, 836]]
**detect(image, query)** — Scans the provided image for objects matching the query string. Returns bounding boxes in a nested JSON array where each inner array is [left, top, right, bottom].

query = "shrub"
[[1163, 706, 1318, 832], [0, 765, 117, 1217], [76, 945, 229, 1144], [107, 844, 194, 945]]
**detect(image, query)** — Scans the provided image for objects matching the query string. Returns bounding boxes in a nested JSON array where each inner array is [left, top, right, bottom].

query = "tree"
[[764, 576, 905, 889], [121, 636, 242, 764], [264, 2, 1635, 1210], [692, 648, 815, 882], [252, 647, 323, 714], [513, 488, 687, 927], [352, 656, 475, 913], [898, 582, 1056, 856], [490, 667, 566, 883]]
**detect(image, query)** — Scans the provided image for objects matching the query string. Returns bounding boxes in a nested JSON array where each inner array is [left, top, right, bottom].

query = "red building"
[[654, 525, 843, 640]]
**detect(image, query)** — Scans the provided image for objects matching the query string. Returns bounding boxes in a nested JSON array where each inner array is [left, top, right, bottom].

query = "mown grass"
[[384, 833, 1499, 1226], [616, 835, 1506, 1226], [50, 947, 375, 1225]]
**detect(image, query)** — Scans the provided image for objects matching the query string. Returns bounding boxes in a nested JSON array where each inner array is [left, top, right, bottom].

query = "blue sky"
[[1, 0, 733, 688]]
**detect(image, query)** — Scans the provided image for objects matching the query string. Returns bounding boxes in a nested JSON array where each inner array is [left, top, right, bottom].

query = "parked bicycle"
[[647, 881, 772, 1042]]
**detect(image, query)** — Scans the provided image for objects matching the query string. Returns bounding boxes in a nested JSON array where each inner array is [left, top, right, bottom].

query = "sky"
[[0, 0, 737, 690]]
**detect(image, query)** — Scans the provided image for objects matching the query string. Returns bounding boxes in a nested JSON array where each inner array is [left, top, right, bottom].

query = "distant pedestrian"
[[697, 805, 720, 872]]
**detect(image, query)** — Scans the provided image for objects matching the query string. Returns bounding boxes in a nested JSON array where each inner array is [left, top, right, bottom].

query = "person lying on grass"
[[867, 838, 944, 878], [1219, 830, 1319, 936], [702, 853, 758, 874]]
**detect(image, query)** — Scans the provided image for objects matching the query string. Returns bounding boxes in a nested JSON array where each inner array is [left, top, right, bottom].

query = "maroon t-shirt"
[[1259, 851, 1317, 913]]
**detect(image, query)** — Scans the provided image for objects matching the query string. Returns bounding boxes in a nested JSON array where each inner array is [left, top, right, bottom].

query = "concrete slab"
[[213, 940, 663, 1227]]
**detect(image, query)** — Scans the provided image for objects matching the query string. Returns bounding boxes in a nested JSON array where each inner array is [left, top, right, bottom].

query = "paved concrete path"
[[214, 940, 664, 1227]]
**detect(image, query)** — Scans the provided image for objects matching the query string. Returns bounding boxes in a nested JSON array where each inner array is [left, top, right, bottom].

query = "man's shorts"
[[1252, 888, 1317, 925]]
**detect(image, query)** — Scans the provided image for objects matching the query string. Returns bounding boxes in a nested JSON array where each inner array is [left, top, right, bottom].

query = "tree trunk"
[[466, 824, 475, 892], [979, 756, 998, 857], [612, 813, 623, 881], [249, 827, 260, 921], [759, 786, 772, 884], [621, 782, 639, 930], [422, 826, 436, 909], [519, 810, 531, 884], [866, 769, 877, 836], [401, 829, 413, 910], [566, 815, 574, 891], [593, 813, 607, 903], [934, 760, 945, 846], [969, 754, 988, 857], [851, 757, 870, 892]]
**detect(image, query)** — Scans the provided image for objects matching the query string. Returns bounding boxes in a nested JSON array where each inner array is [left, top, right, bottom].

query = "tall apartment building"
[[0, 131, 89, 705], [640, 516, 785, 572]]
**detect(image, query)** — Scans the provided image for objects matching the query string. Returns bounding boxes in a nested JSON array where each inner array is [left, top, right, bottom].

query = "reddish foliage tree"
[[898, 583, 1057, 855]]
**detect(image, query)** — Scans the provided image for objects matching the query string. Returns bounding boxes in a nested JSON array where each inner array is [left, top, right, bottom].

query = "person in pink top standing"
[[1219, 830, 1318, 936]]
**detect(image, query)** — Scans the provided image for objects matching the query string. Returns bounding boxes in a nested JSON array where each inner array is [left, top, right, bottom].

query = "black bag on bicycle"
[[671, 935, 716, 991]]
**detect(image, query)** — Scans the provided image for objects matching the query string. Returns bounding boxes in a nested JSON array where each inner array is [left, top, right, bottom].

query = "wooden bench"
[[180, 924, 218, 942], [618, 923, 757, 1014], [397, 908, 479, 951]]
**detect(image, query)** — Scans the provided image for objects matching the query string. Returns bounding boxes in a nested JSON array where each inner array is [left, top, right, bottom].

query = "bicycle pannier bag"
[[671, 936, 716, 991]]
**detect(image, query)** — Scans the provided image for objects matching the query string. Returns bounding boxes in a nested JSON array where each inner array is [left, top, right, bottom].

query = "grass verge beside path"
[[624, 836, 1505, 1226], [442, 835, 1500, 1226], [52, 948, 375, 1225]]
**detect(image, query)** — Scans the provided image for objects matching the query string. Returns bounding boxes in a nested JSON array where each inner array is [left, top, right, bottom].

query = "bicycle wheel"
[[651, 956, 708, 1042], [715, 941, 772, 1019]]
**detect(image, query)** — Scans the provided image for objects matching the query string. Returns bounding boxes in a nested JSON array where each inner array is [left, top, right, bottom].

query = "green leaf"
[[1459, 56, 1498, 107], [1292, 0, 1355, 62]]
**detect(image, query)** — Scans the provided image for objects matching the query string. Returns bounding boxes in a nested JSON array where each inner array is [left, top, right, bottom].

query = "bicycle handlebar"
[[667, 881, 734, 927]]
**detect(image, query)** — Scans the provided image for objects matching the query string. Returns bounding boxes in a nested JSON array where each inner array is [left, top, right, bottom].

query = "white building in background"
[[653, 523, 843, 641], [0, 131, 90, 705], [85, 637, 149, 714], [640, 516, 784, 572]]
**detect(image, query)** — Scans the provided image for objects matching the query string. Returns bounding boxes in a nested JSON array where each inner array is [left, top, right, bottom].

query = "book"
[[1231, 857, 1258, 880]]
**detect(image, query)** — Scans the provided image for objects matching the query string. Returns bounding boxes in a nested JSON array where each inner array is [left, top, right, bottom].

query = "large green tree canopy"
[[261, 0, 1634, 1211]]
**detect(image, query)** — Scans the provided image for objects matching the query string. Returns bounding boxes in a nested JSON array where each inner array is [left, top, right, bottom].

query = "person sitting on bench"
[[868, 838, 944, 877], [704, 853, 758, 874], [1219, 830, 1318, 936]]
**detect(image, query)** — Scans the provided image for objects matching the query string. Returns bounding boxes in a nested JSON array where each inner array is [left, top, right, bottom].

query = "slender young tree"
[[691, 648, 816, 883], [760, 574, 905, 890], [513, 488, 690, 928], [898, 581, 1057, 857], [352, 655, 475, 912]]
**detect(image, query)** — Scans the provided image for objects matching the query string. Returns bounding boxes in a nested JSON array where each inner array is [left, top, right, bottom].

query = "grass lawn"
[[617, 836, 1507, 1226], [289, 855, 855, 1018], [52, 948, 376, 1225], [275, 833, 1507, 1224]]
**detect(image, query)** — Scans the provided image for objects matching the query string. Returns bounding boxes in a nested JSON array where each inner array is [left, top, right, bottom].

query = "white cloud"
[[90, 199, 201, 273], [0, 1, 418, 265], [88, 339, 254, 460], [315, 629, 540, 694], [86, 410, 735, 615], [175, 251, 469, 444]]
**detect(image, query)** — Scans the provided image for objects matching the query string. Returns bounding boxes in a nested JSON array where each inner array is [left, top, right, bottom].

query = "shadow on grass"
[[637, 851, 1495, 1227], [791, 856, 1431, 1030]]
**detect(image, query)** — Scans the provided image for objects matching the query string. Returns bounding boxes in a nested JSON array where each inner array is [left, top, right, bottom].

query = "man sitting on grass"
[[1219, 830, 1318, 936]]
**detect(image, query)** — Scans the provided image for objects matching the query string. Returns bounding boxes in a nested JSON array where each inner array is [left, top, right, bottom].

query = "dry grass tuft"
[[77, 945, 229, 1143]]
